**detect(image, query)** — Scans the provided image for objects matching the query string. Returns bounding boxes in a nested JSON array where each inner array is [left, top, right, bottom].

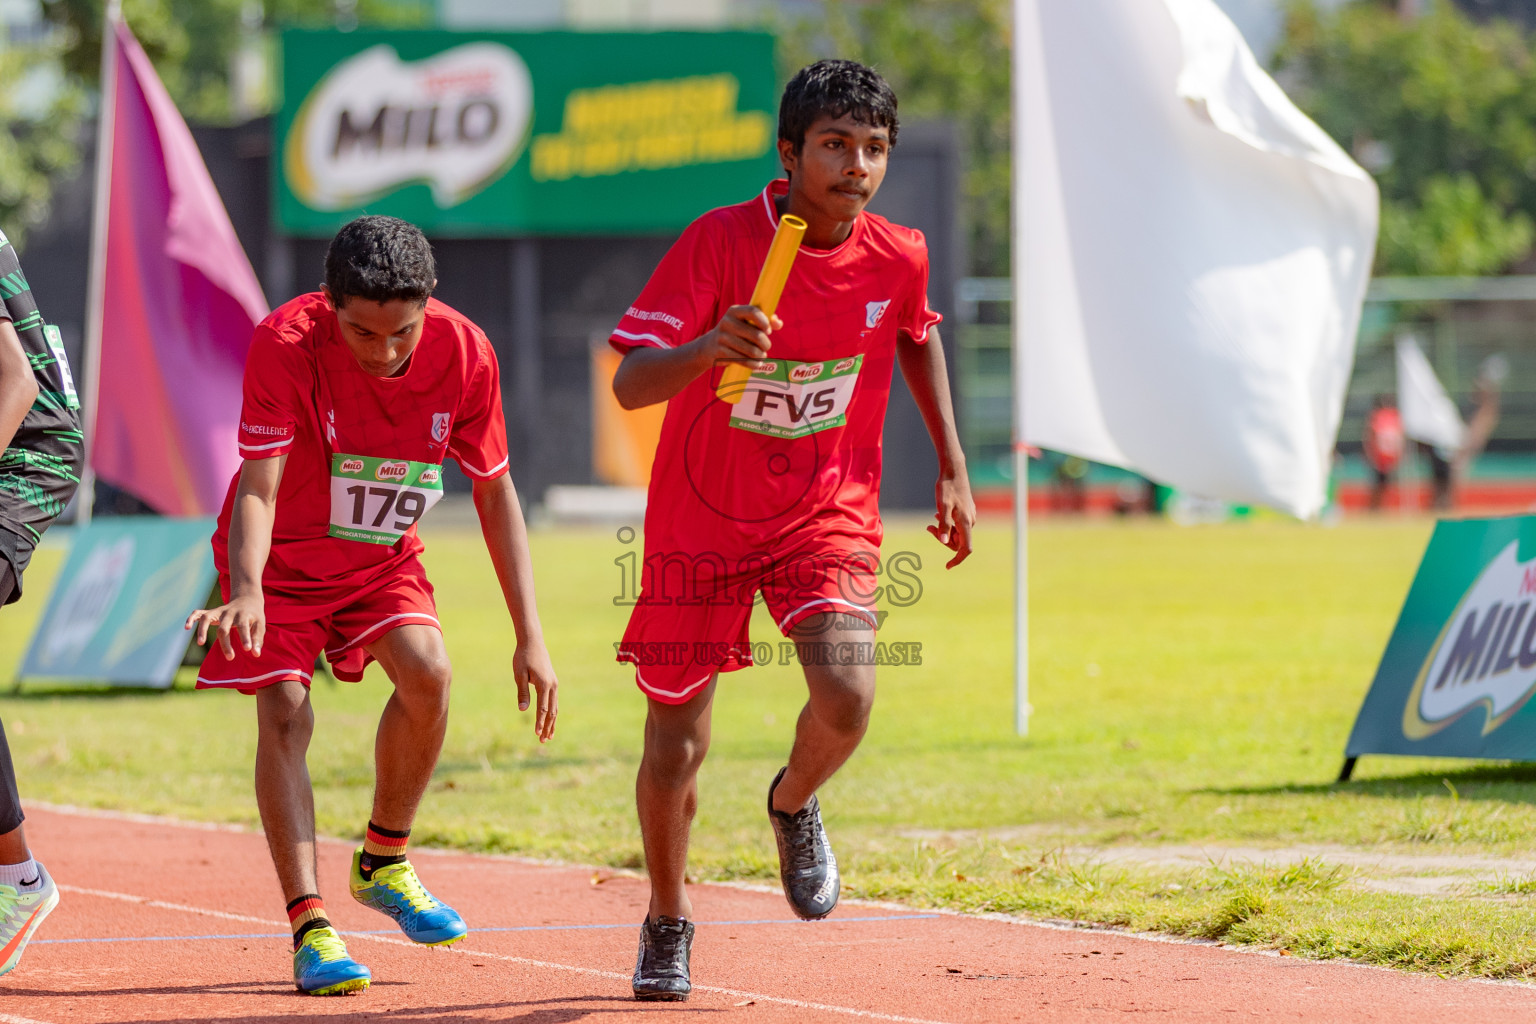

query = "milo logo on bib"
[[329, 453, 445, 545], [729, 355, 862, 440]]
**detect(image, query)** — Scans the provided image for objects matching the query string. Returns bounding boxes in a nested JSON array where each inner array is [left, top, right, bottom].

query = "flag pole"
[[1013, 441, 1029, 736], [1011, 0, 1030, 738], [79, 0, 122, 526]]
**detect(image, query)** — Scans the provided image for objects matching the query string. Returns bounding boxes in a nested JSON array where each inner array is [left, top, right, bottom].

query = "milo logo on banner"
[[284, 43, 533, 210], [1402, 541, 1536, 738]]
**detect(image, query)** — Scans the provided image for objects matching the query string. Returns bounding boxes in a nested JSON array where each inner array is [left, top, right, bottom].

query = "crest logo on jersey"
[[865, 300, 891, 329], [376, 461, 411, 482], [432, 413, 451, 443], [339, 458, 365, 475], [326, 409, 337, 444]]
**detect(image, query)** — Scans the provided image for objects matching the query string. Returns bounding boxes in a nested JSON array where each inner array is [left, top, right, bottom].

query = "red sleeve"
[[449, 336, 510, 480], [897, 236, 943, 345], [237, 327, 309, 460], [609, 214, 724, 354]]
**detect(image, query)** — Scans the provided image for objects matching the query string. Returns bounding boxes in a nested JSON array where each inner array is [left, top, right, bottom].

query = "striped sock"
[[359, 821, 410, 880], [287, 894, 330, 948]]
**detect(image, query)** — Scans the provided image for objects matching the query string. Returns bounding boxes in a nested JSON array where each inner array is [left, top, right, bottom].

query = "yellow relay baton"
[[716, 214, 807, 404]]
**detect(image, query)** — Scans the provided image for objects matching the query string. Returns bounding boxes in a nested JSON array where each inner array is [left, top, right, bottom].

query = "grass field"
[[6, 512, 1536, 979]]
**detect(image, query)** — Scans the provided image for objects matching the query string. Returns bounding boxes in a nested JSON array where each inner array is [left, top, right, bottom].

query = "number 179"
[[345, 485, 427, 531]]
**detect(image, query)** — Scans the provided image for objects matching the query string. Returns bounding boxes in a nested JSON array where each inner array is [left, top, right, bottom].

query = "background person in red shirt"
[[186, 217, 557, 997], [609, 60, 975, 1000], [1363, 394, 1404, 510]]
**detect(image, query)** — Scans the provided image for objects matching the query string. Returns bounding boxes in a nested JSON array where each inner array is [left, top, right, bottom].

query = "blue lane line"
[[33, 913, 941, 947]]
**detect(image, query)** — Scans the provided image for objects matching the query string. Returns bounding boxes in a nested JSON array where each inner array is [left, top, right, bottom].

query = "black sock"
[[359, 821, 410, 880], [288, 894, 331, 950]]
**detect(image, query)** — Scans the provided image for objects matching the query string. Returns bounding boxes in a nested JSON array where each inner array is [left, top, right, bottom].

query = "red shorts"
[[617, 541, 879, 705], [195, 565, 440, 694]]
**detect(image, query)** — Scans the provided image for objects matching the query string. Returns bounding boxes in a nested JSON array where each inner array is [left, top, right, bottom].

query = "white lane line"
[[58, 885, 282, 927], [61, 884, 959, 1024], [349, 931, 958, 1024], [0, 1013, 61, 1024], [28, 802, 253, 835], [32, 803, 1536, 996]]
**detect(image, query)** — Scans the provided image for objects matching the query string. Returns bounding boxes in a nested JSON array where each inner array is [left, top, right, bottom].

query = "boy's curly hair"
[[779, 59, 899, 152], [324, 216, 436, 307]]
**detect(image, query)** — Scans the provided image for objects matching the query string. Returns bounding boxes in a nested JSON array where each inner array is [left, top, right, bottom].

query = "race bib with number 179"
[[329, 454, 444, 544]]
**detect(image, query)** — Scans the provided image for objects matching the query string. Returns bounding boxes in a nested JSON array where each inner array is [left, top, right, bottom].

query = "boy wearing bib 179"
[[188, 216, 558, 997], [610, 60, 975, 1000]]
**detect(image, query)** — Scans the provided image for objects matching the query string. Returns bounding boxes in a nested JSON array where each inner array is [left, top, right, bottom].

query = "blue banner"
[[19, 518, 216, 688]]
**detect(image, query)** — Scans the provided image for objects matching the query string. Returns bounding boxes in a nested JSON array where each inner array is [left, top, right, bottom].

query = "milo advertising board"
[[276, 30, 780, 235], [1345, 515, 1536, 771]]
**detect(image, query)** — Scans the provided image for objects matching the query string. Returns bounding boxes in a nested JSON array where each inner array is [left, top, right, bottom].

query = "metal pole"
[[510, 237, 542, 494], [79, 0, 122, 526], [1012, 0, 1029, 737], [1013, 447, 1029, 736]]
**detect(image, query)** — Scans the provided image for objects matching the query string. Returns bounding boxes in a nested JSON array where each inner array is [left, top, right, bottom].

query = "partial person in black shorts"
[[0, 226, 84, 975]]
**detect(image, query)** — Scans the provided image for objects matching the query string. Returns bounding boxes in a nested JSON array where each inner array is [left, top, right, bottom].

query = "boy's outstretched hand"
[[186, 595, 267, 660], [515, 640, 559, 743], [928, 472, 976, 569]]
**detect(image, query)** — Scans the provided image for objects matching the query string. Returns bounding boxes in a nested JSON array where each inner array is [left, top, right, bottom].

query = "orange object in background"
[[591, 342, 665, 487]]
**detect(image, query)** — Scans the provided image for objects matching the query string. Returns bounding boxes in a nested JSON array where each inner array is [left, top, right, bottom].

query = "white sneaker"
[[0, 862, 58, 976]]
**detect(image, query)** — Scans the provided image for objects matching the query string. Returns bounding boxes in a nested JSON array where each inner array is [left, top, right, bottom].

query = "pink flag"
[[91, 19, 268, 517]]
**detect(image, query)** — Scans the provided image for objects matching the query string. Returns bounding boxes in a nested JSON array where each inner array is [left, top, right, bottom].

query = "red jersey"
[[214, 293, 508, 618], [1363, 406, 1405, 473], [610, 180, 940, 557]]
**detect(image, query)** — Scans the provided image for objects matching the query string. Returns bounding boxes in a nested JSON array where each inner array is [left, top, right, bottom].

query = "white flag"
[[1016, 0, 1379, 517], [1395, 336, 1465, 454]]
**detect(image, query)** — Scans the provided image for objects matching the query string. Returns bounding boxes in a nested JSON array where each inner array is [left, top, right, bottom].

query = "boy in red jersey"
[[610, 61, 974, 999], [186, 216, 558, 997]]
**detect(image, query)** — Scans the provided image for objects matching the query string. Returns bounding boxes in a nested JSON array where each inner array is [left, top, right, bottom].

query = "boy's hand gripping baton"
[[716, 214, 807, 404]]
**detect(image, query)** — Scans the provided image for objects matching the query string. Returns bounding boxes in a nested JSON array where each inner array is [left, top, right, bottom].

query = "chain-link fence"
[[955, 276, 1536, 491]]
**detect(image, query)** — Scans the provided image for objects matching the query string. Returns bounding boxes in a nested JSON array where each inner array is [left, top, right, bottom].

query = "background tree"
[[780, 0, 1012, 278], [0, 0, 427, 246], [1277, 0, 1536, 275], [0, 29, 84, 248], [39, 0, 430, 122]]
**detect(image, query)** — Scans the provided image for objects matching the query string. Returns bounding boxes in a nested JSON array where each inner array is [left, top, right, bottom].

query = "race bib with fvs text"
[[728, 355, 862, 439]]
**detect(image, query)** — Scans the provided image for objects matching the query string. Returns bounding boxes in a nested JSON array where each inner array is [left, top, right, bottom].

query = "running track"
[[2, 805, 1534, 1022]]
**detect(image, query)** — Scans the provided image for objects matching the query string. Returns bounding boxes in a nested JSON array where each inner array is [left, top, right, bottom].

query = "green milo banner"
[[276, 29, 780, 235], [18, 518, 217, 689], [1347, 515, 1536, 765]]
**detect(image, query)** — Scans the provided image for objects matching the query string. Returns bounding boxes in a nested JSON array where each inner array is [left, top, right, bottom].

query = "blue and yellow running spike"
[[293, 925, 370, 996], [349, 847, 467, 946]]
